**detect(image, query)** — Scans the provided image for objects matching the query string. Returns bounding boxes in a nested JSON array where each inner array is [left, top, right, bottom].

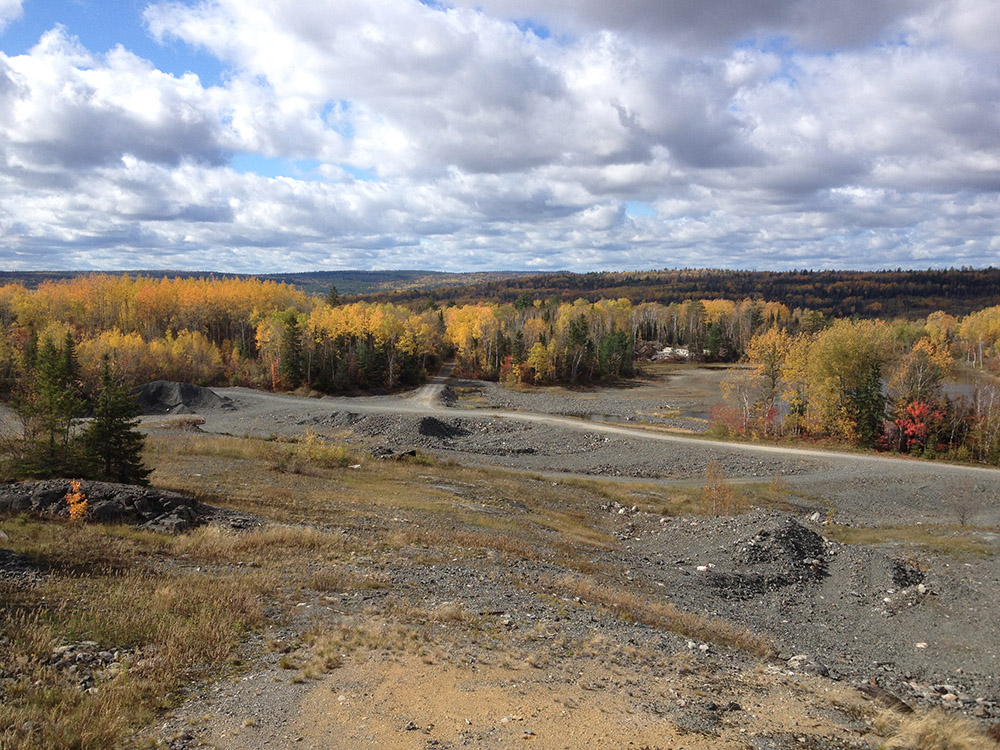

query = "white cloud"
[[0, 0, 22, 33], [1, 27, 230, 172], [0, 0, 998, 272]]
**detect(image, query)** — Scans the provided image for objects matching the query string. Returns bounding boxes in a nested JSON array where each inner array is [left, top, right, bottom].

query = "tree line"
[[723, 314, 1000, 464], [2, 274, 1000, 468], [352, 267, 1000, 320]]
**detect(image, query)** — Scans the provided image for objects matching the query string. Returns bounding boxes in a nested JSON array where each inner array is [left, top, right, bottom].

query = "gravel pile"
[[611, 508, 1000, 714], [135, 381, 235, 415]]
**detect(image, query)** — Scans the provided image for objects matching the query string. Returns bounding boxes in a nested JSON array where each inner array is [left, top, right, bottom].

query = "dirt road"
[[138, 367, 1000, 750], [180, 369, 1000, 527]]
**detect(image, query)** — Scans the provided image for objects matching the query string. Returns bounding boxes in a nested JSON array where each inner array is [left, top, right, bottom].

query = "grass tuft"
[[882, 710, 998, 750], [536, 574, 775, 658]]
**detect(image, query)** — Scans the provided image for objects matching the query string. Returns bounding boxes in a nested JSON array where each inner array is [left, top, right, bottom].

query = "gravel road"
[[161, 368, 1000, 528], [134, 367, 1000, 748]]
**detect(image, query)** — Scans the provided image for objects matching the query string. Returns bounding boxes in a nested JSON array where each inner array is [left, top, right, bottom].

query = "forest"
[[351, 267, 1000, 319], [1, 273, 1000, 468]]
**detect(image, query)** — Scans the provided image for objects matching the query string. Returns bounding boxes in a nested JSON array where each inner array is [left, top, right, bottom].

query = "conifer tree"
[[277, 309, 305, 389], [83, 354, 150, 485], [11, 334, 85, 477]]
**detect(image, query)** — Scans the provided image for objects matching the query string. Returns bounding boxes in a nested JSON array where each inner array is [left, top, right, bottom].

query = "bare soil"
[[95, 366, 1000, 746]]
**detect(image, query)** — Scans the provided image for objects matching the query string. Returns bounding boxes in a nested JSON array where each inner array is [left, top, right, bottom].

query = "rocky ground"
[[6, 365, 1000, 749], [0, 479, 206, 534]]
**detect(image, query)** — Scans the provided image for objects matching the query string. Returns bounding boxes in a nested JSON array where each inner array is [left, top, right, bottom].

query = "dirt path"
[[410, 360, 455, 408]]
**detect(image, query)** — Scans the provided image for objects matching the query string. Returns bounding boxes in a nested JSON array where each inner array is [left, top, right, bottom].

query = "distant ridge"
[[348, 267, 1000, 319], [0, 267, 997, 318], [0, 269, 532, 296]]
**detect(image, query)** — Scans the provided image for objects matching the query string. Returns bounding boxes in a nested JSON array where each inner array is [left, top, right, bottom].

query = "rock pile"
[[418, 416, 469, 440], [0, 480, 205, 533], [38, 641, 142, 693], [0, 548, 38, 583], [134, 380, 235, 415], [709, 517, 829, 600]]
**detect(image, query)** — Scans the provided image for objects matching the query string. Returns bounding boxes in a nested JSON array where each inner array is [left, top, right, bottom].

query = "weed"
[[309, 567, 390, 592], [430, 601, 467, 623], [702, 461, 750, 515]]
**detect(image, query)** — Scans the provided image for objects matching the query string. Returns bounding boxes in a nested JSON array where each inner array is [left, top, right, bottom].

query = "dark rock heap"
[[0, 480, 204, 534]]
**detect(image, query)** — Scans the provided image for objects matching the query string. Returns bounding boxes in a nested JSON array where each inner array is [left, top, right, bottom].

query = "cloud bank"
[[0, 0, 997, 272]]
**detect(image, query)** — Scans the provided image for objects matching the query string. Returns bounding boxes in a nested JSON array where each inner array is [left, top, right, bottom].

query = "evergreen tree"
[[10, 334, 85, 477], [21, 328, 37, 375], [61, 330, 80, 388], [326, 285, 340, 307], [849, 362, 886, 449], [83, 355, 150, 485], [277, 309, 305, 389]]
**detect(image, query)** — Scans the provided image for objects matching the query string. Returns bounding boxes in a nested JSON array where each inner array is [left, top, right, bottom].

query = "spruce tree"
[[10, 333, 85, 477], [83, 354, 150, 485], [277, 309, 304, 389]]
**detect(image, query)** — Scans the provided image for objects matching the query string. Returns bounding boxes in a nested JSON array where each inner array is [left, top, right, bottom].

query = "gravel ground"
[[610, 508, 1000, 712], [129, 368, 1000, 748], [183, 375, 1000, 528], [447, 376, 710, 431]]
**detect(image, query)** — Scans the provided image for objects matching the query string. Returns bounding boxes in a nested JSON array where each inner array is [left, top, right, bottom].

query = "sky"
[[0, 0, 998, 274]]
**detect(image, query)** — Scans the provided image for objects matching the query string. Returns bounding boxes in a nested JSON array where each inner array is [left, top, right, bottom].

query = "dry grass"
[[173, 523, 355, 561], [536, 573, 775, 658], [824, 524, 994, 558], [0, 514, 392, 750], [0, 521, 276, 750], [309, 567, 390, 592], [881, 710, 999, 749]]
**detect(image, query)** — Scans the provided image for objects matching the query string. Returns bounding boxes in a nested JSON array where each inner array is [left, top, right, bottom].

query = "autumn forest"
[[2, 273, 1000, 468]]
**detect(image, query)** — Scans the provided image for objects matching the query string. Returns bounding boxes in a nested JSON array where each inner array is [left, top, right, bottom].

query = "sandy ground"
[[175, 650, 875, 750]]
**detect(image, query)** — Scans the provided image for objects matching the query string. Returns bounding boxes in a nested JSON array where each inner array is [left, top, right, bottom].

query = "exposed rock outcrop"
[[0, 480, 204, 533]]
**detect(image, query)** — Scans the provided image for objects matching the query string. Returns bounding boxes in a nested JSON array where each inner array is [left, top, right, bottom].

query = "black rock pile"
[[0, 480, 205, 534], [134, 380, 235, 415], [710, 517, 829, 600]]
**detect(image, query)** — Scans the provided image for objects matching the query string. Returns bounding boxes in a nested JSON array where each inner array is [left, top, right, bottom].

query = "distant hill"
[[258, 270, 530, 296], [1, 267, 997, 318], [0, 269, 531, 296], [351, 267, 1000, 319]]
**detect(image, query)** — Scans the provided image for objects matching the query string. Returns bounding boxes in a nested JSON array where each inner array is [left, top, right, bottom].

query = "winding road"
[[144, 365, 1000, 526]]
